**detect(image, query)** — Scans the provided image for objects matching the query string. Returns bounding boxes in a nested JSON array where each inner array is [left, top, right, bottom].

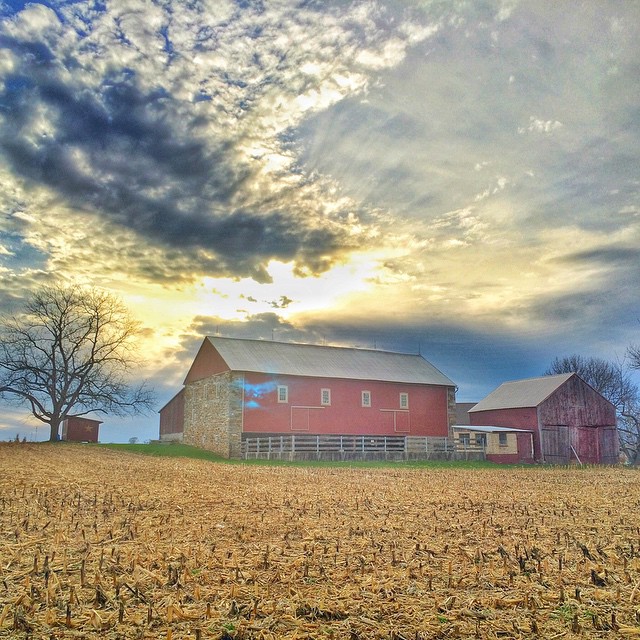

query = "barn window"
[[475, 433, 487, 447], [321, 388, 331, 406], [399, 392, 409, 409], [459, 433, 470, 445], [499, 433, 508, 446], [362, 391, 371, 407], [277, 385, 288, 403]]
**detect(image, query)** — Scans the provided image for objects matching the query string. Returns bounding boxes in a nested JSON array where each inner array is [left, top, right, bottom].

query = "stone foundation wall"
[[447, 386, 457, 437], [227, 373, 244, 458], [159, 432, 183, 443], [183, 372, 243, 457]]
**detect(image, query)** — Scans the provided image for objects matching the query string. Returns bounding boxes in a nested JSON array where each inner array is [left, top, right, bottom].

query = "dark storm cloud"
[[558, 247, 640, 269], [269, 295, 293, 309], [187, 312, 311, 345], [0, 53, 347, 280], [2, 0, 426, 283], [528, 245, 640, 336]]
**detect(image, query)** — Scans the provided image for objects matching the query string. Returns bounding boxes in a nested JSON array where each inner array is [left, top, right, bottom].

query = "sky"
[[1, 0, 639, 442]]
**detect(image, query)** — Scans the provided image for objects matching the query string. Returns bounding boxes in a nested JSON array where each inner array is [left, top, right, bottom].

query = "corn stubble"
[[1, 444, 639, 639]]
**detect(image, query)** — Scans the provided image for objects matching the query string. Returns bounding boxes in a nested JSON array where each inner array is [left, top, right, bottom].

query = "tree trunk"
[[49, 419, 61, 442]]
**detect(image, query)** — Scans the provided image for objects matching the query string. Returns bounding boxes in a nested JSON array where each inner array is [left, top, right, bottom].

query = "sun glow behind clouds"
[[195, 256, 381, 321]]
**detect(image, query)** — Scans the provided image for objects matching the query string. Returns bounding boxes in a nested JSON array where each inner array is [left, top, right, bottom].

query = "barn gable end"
[[184, 338, 232, 384]]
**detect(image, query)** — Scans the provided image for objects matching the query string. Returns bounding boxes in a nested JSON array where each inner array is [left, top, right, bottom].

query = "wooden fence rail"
[[240, 434, 485, 461]]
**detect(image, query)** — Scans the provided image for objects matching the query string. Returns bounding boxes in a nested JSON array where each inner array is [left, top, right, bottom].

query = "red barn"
[[61, 416, 102, 443], [160, 337, 456, 457], [469, 373, 618, 464]]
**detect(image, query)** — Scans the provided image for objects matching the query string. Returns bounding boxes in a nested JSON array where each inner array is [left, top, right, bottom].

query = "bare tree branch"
[[628, 345, 640, 371]]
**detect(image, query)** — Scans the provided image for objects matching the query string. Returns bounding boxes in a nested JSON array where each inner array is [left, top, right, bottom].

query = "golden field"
[[1, 444, 639, 639]]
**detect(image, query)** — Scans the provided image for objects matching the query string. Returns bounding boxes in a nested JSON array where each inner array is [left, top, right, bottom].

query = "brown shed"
[[61, 416, 102, 443], [469, 373, 618, 464]]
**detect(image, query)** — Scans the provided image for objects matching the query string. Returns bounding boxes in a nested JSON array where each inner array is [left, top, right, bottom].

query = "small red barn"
[[61, 416, 102, 443], [160, 337, 456, 457], [469, 373, 618, 464]]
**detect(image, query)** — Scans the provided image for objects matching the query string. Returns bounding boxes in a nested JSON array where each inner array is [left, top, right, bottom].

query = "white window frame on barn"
[[362, 390, 371, 407], [399, 392, 409, 409], [321, 388, 331, 406], [277, 385, 289, 403], [498, 432, 508, 447]]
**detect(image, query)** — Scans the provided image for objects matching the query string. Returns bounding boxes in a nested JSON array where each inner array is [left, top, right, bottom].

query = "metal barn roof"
[[207, 337, 455, 386], [469, 373, 574, 412]]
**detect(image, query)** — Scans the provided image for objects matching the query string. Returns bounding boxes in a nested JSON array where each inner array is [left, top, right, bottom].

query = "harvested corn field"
[[1, 444, 640, 639]]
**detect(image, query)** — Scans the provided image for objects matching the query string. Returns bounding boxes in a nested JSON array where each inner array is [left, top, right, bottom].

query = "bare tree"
[[623, 346, 640, 464], [0, 284, 155, 441], [545, 355, 640, 464]]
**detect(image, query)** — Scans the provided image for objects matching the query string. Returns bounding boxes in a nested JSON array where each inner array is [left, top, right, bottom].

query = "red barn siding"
[[62, 417, 101, 442], [159, 389, 185, 438], [538, 375, 616, 428], [242, 372, 451, 437], [538, 376, 617, 463], [599, 427, 620, 464], [516, 432, 535, 463], [572, 426, 599, 464]]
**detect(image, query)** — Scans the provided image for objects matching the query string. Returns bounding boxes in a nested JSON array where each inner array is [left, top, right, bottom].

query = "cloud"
[[558, 247, 640, 269], [269, 295, 293, 309], [297, 1, 640, 236], [0, 0, 440, 283], [518, 116, 563, 134]]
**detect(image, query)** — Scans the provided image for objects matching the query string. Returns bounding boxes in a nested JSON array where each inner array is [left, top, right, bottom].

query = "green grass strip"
[[100, 442, 507, 469]]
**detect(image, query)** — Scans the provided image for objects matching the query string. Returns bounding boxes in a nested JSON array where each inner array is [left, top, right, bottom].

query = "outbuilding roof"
[[451, 425, 533, 433], [207, 337, 455, 386], [469, 373, 574, 412]]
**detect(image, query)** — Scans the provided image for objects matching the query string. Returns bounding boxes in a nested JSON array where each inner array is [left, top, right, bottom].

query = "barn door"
[[380, 409, 410, 433], [395, 411, 410, 433], [599, 427, 619, 464], [541, 425, 569, 464], [291, 407, 310, 431], [571, 427, 599, 464]]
